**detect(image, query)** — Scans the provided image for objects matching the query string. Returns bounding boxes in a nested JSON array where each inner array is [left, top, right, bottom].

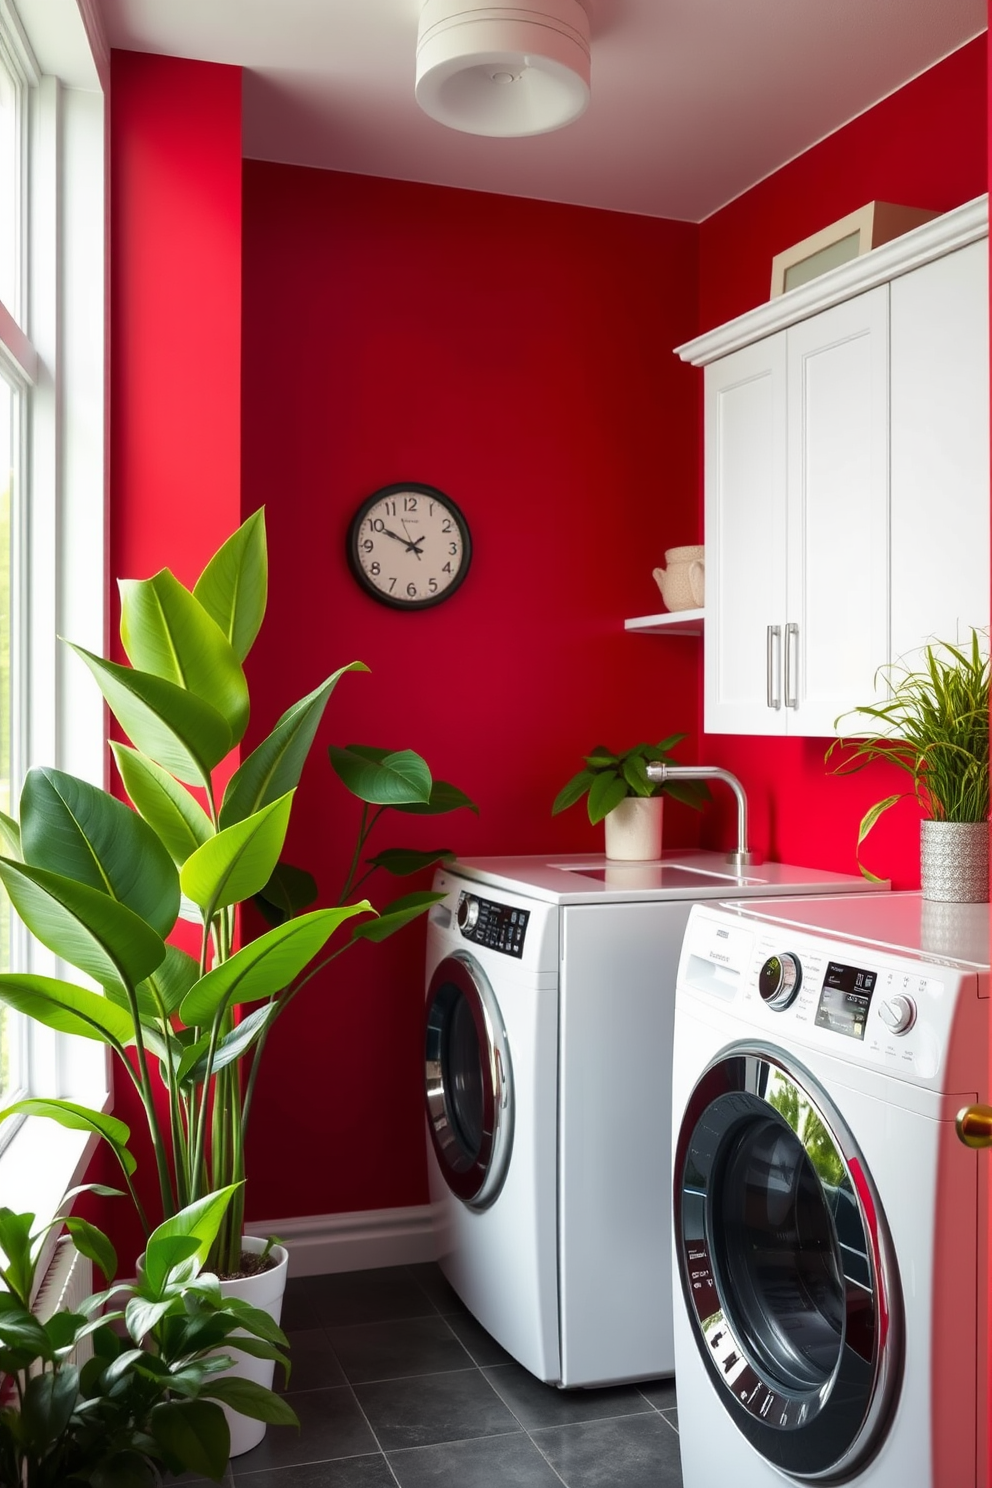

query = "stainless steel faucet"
[[644, 763, 760, 869]]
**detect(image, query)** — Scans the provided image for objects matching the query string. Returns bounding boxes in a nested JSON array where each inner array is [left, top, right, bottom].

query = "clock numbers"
[[347, 483, 472, 610]]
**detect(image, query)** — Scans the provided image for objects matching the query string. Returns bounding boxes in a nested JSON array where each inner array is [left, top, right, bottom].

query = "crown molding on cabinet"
[[676, 193, 988, 367]]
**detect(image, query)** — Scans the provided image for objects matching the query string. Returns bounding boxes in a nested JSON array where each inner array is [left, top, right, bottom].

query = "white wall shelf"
[[624, 609, 704, 636]]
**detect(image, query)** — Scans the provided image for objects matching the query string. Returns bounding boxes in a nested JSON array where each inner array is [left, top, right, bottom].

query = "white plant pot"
[[217, 1236, 289, 1457], [604, 795, 663, 861]]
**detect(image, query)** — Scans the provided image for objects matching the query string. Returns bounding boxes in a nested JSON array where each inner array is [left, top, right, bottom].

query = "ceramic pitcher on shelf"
[[653, 545, 705, 612]]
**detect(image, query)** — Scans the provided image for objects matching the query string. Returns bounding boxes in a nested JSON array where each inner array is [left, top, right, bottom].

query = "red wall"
[[239, 167, 701, 1220], [695, 35, 987, 885]]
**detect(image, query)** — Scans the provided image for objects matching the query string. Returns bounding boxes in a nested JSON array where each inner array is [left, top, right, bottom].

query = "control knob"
[[457, 895, 480, 933], [878, 994, 916, 1036], [758, 952, 801, 1010]]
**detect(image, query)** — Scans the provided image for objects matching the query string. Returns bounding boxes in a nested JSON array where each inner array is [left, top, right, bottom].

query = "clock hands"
[[382, 525, 425, 558]]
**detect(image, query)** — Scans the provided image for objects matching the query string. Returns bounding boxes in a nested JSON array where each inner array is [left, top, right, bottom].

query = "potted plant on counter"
[[828, 630, 989, 901], [552, 736, 709, 861], [0, 1183, 296, 1485], [0, 510, 476, 1452]]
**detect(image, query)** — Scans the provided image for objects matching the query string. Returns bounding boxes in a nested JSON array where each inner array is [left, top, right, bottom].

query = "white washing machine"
[[672, 892, 990, 1487], [423, 850, 880, 1388]]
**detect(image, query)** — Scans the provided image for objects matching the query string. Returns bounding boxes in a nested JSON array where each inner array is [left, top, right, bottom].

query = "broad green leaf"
[[20, 1362, 78, 1440], [180, 1003, 279, 1087], [391, 778, 478, 816], [125, 1293, 174, 1340], [586, 770, 628, 825], [328, 744, 432, 805], [351, 890, 442, 943], [112, 743, 213, 867], [193, 508, 268, 662], [0, 858, 167, 989], [19, 766, 180, 938], [68, 644, 232, 786], [142, 1233, 201, 1296], [0, 1210, 35, 1305], [220, 664, 368, 828], [620, 754, 653, 796], [0, 1099, 136, 1176], [254, 861, 318, 927], [44, 1309, 88, 1353], [0, 974, 133, 1047], [202, 1376, 299, 1425], [62, 1218, 117, 1283], [180, 906, 370, 1025], [131, 944, 201, 1021], [120, 567, 250, 743], [218, 1300, 289, 1346], [180, 793, 295, 915], [365, 847, 455, 876], [551, 768, 596, 816], [142, 1184, 240, 1276], [0, 810, 20, 859], [148, 1398, 230, 1481], [0, 1305, 52, 1360]]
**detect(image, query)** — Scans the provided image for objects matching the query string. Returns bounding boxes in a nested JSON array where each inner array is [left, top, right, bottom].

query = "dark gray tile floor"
[[179, 1262, 682, 1486]]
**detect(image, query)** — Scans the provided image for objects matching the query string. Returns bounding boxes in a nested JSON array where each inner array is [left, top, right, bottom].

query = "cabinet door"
[[785, 287, 890, 737], [704, 334, 788, 735], [889, 239, 989, 670]]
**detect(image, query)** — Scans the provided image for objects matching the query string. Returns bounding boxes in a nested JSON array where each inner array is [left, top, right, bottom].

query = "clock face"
[[347, 484, 472, 610]]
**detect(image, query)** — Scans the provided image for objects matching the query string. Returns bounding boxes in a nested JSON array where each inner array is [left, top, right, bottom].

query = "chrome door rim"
[[425, 952, 513, 1209], [674, 1044, 901, 1481]]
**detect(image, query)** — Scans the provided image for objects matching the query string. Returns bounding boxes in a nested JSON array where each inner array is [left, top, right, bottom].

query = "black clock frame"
[[346, 483, 472, 611]]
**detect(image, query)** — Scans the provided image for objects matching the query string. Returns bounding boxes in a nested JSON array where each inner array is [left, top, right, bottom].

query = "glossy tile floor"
[[181, 1262, 683, 1486]]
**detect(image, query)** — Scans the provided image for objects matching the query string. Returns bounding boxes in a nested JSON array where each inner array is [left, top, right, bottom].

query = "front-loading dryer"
[[424, 851, 882, 1388], [672, 892, 990, 1487]]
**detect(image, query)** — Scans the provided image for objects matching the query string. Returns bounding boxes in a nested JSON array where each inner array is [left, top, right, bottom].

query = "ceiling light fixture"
[[416, 0, 591, 138]]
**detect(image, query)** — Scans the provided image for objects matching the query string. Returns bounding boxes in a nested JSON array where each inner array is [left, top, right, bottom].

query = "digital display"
[[814, 960, 877, 1040]]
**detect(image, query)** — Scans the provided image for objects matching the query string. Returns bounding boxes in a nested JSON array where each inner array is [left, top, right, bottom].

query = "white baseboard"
[[245, 1205, 437, 1277]]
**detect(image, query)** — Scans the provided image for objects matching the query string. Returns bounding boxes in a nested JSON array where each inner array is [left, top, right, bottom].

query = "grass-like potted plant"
[[827, 630, 989, 901], [552, 736, 709, 860], [0, 510, 475, 1451], [0, 1183, 296, 1486]]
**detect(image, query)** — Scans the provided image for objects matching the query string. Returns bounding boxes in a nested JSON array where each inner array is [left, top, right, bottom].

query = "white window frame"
[[0, 0, 109, 1224]]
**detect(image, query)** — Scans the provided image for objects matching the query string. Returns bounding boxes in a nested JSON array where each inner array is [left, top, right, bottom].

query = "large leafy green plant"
[[827, 630, 989, 878], [0, 511, 475, 1271], [0, 1183, 296, 1486], [551, 736, 710, 824]]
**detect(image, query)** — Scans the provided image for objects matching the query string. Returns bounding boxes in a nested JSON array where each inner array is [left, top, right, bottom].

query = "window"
[[0, 0, 108, 1205]]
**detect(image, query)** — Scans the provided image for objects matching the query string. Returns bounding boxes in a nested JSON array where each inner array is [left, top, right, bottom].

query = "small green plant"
[[551, 736, 710, 824], [0, 511, 476, 1274], [0, 1184, 296, 1486], [827, 630, 989, 878]]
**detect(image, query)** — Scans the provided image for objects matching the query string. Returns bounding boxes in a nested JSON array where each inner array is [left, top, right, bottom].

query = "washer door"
[[425, 952, 513, 1209], [674, 1046, 901, 1482]]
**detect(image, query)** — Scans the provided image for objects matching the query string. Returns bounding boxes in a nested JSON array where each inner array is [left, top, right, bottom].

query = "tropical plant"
[[0, 1183, 296, 1486], [551, 736, 710, 824], [827, 630, 989, 878], [0, 510, 476, 1273]]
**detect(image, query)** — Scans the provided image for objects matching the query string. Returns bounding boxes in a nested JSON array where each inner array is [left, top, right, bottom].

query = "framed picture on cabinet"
[[770, 202, 939, 298]]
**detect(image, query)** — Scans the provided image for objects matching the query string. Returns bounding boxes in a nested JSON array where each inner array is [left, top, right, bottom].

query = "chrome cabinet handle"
[[785, 623, 799, 709], [766, 625, 781, 710]]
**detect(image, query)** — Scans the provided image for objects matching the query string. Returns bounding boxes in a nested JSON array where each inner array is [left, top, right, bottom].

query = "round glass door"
[[424, 953, 513, 1208], [674, 1047, 901, 1480]]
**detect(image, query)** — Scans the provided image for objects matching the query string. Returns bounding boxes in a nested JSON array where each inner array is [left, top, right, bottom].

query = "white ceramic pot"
[[920, 819, 989, 903], [217, 1236, 290, 1456], [604, 795, 663, 861]]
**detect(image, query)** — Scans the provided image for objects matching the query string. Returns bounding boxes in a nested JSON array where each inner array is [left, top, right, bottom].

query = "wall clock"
[[347, 483, 472, 610]]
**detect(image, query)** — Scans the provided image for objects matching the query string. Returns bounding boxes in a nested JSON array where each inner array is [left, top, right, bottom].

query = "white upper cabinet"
[[678, 196, 989, 738]]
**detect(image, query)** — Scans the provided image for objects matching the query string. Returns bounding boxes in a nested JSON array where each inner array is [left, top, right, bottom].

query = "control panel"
[[457, 892, 530, 958], [677, 907, 983, 1090]]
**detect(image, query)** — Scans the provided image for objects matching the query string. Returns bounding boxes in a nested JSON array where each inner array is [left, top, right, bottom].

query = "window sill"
[[0, 1095, 111, 1227]]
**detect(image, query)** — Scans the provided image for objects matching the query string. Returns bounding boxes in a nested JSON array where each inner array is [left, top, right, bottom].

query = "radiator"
[[31, 1239, 94, 1370]]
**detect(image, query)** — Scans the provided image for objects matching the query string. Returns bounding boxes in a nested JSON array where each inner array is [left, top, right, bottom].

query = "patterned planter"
[[604, 796, 663, 861], [920, 820, 989, 903]]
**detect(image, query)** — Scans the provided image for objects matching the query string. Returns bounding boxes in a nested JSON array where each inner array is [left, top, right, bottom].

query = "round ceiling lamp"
[[416, 1, 591, 138]]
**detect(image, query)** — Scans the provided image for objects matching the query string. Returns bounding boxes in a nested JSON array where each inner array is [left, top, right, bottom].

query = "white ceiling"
[[93, 0, 986, 222]]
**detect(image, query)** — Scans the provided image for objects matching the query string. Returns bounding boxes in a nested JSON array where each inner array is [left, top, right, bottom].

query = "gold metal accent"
[[956, 1104, 992, 1148]]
